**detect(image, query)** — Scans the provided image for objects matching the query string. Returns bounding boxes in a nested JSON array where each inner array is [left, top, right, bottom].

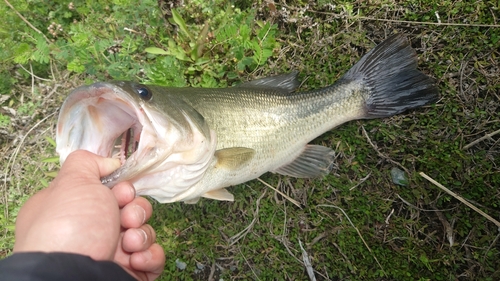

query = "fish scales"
[[161, 83, 363, 158], [159, 83, 365, 198]]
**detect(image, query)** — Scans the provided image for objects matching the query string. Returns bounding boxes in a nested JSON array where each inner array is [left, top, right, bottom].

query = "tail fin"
[[342, 34, 439, 118]]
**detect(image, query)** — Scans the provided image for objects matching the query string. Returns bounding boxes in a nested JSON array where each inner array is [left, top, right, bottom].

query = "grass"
[[1, 0, 499, 280]]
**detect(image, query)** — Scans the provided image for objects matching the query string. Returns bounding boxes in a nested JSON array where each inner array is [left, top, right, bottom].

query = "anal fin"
[[202, 188, 234, 201], [184, 197, 201, 204], [273, 145, 336, 178]]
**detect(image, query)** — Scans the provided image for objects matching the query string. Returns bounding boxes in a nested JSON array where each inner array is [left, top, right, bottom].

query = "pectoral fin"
[[215, 147, 255, 169], [202, 188, 234, 201], [273, 145, 336, 178]]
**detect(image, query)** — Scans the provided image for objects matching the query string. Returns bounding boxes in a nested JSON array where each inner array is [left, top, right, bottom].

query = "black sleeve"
[[0, 252, 136, 281]]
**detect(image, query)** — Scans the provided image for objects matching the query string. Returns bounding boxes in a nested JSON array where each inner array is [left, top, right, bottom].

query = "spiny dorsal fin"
[[236, 71, 300, 93], [272, 145, 336, 178], [202, 188, 234, 201], [215, 147, 255, 169]]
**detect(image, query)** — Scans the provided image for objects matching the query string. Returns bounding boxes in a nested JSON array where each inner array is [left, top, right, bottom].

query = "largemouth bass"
[[56, 34, 438, 203]]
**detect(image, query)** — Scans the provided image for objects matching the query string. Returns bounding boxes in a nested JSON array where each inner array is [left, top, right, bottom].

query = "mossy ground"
[[1, 1, 499, 280]]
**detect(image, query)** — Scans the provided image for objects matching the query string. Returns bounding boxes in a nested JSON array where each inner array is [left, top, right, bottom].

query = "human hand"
[[111, 174, 166, 280], [14, 150, 165, 280]]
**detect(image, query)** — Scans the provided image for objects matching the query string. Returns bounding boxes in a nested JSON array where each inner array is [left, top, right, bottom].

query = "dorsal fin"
[[272, 145, 336, 178], [236, 71, 300, 93]]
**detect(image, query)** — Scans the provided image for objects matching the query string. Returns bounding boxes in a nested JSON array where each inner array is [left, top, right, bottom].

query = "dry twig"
[[434, 208, 455, 247], [229, 190, 266, 246], [420, 172, 500, 229], [317, 204, 387, 277], [3, 112, 57, 219], [356, 15, 500, 28], [307, 8, 500, 28], [257, 177, 301, 208], [361, 126, 410, 175], [462, 129, 500, 150], [4, 0, 51, 44], [349, 172, 371, 191], [298, 238, 316, 281], [238, 246, 261, 281], [207, 261, 216, 281]]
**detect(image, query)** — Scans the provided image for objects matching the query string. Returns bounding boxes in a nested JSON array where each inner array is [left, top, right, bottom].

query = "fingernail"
[[128, 183, 136, 198], [136, 228, 148, 244], [134, 205, 146, 224]]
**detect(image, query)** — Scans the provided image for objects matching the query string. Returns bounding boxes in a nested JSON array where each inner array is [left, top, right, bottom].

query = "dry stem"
[[420, 172, 500, 229], [462, 129, 500, 150]]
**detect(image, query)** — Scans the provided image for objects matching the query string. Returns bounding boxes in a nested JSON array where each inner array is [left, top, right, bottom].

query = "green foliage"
[[144, 4, 279, 85], [3, 0, 158, 80], [2, 0, 278, 87], [0, 114, 10, 128], [17, 101, 39, 116], [214, 14, 278, 72], [145, 56, 187, 87], [0, 71, 13, 95]]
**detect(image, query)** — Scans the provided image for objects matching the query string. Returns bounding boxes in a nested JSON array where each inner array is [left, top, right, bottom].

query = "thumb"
[[97, 157, 121, 177], [62, 150, 121, 178]]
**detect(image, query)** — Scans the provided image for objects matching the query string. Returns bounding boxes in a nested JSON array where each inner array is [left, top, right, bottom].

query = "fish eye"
[[134, 84, 152, 101]]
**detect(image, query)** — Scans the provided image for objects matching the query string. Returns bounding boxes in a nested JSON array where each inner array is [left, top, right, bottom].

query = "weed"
[[0, 115, 10, 128]]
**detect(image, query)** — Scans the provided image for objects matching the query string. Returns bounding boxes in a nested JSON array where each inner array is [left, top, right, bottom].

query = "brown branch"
[[361, 126, 410, 176], [356, 15, 500, 28], [462, 128, 500, 150], [308, 8, 500, 28], [4, 0, 50, 44], [420, 172, 500, 229]]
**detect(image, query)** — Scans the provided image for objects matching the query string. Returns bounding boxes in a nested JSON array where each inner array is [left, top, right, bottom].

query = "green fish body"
[[56, 34, 438, 203]]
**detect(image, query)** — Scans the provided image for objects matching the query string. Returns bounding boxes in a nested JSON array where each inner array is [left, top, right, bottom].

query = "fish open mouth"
[[56, 81, 218, 202], [56, 82, 153, 167]]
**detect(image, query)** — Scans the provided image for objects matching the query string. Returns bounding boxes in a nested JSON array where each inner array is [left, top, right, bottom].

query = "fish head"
[[56, 81, 217, 202]]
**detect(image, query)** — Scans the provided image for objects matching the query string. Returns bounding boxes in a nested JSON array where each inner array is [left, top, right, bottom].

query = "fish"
[[56, 34, 438, 204]]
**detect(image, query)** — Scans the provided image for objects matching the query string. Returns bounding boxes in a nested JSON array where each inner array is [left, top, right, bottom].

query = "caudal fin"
[[342, 34, 439, 118]]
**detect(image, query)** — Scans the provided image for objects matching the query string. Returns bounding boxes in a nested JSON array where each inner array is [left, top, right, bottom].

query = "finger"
[[122, 224, 156, 253], [62, 150, 121, 178], [112, 181, 136, 208], [120, 197, 153, 229], [95, 157, 121, 177], [130, 243, 166, 280]]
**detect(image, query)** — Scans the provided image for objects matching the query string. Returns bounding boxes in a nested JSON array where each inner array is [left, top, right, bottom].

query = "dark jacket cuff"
[[0, 252, 136, 281]]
